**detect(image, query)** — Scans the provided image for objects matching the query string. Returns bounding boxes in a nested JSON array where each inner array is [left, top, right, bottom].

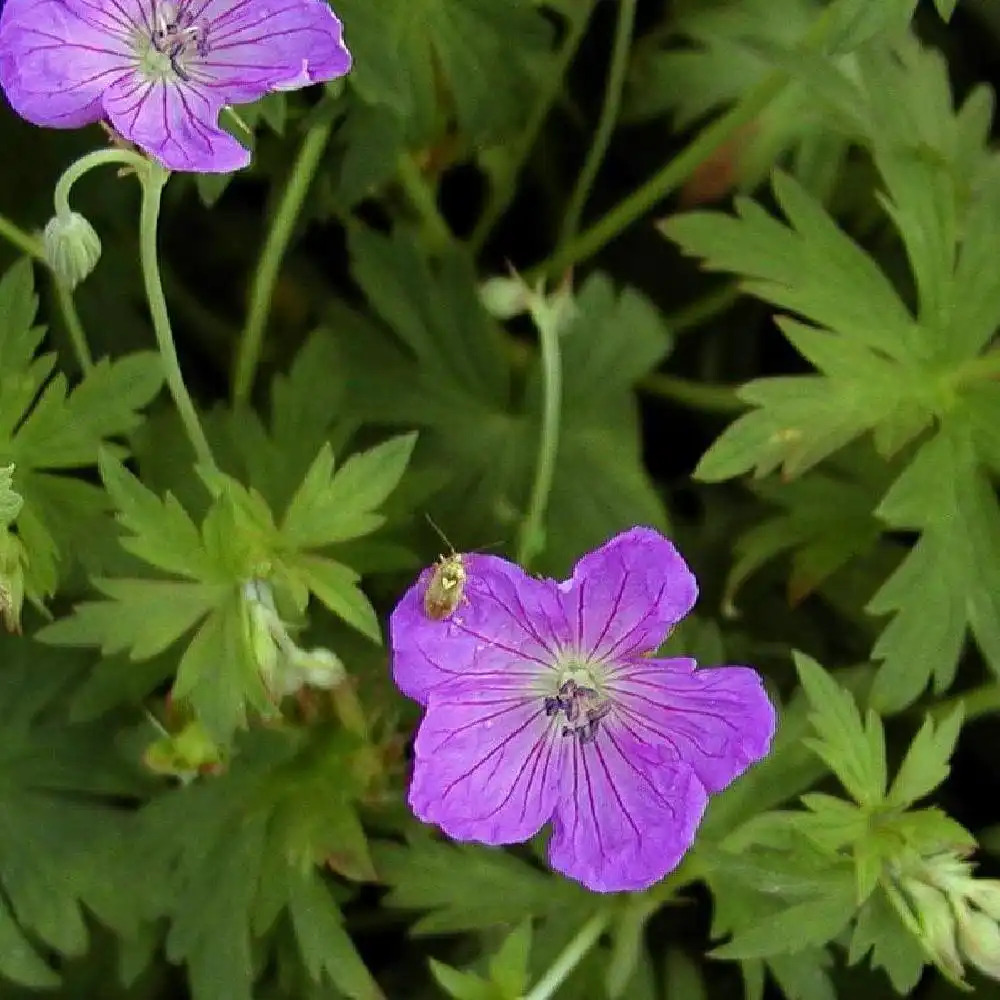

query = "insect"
[[422, 516, 467, 621], [423, 551, 467, 621]]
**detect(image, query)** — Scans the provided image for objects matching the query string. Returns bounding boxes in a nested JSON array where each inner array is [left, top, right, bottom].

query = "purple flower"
[[390, 527, 777, 893], [0, 0, 350, 172]]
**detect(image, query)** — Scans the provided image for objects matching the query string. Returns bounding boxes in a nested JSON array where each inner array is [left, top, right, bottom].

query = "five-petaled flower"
[[390, 527, 777, 893], [0, 0, 351, 172]]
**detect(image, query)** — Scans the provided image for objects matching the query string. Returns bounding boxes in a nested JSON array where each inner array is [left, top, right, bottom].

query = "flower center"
[[544, 656, 611, 745], [137, 1, 210, 82]]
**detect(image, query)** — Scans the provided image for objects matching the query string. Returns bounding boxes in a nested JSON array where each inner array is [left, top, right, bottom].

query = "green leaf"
[[766, 949, 837, 1000], [281, 433, 417, 548], [335, 0, 552, 141], [0, 464, 22, 527], [848, 886, 927, 993], [429, 961, 492, 1000], [665, 172, 918, 360], [294, 555, 381, 642], [99, 452, 212, 579], [712, 881, 857, 959], [886, 708, 964, 808], [287, 872, 383, 1000], [373, 839, 590, 935], [488, 921, 532, 1000], [868, 427, 1000, 710], [793, 652, 887, 806]]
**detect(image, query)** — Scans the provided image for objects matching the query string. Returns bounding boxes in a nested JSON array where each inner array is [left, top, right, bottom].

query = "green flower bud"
[[43, 212, 102, 290], [904, 879, 965, 982], [289, 646, 345, 690], [479, 275, 530, 319], [0, 530, 26, 634], [957, 904, 1000, 980], [968, 881, 1000, 922]]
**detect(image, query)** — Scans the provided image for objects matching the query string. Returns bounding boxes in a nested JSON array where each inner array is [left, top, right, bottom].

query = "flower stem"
[[928, 683, 1000, 724], [138, 163, 218, 475], [666, 283, 741, 334], [233, 120, 333, 405], [54, 279, 93, 373], [470, 0, 599, 254], [526, 3, 839, 280], [0, 213, 43, 260], [396, 152, 453, 251], [639, 373, 745, 413], [53, 148, 147, 218], [517, 297, 564, 568], [557, 0, 636, 250], [523, 911, 610, 1000]]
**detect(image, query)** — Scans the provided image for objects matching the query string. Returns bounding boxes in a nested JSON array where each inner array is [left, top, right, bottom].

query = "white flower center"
[[137, 1, 210, 82], [545, 654, 612, 745]]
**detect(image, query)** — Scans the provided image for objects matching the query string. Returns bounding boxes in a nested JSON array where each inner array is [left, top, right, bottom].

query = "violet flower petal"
[[548, 735, 707, 893], [0, 0, 129, 128], [608, 657, 777, 793], [390, 554, 570, 706], [409, 679, 564, 845], [193, 0, 351, 104], [556, 526, 698, 661], [103, 74, 250, 172]]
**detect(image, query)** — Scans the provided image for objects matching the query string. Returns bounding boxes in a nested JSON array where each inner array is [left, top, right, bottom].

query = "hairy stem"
[[517, 299, 564, 568], [0, 213, 43, 260], [523, 911, 611, 1000], [528, 3, 839, 280], [53, 148, 148, 218], [139, 163, 218, 474], [470, 0, 599, 253], [233, 120, 333, 404], [558, 0, 637, 250], [396, 152, 453, 251], [54, 279, 94, 373], [639, 373, 745, 413]]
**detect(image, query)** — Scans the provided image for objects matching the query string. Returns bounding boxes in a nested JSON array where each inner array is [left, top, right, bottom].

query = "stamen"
[[547, 679, 611, 745]]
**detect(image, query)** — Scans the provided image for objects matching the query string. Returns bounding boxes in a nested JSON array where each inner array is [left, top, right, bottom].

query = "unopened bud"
[[905, 880, 965, 981], [43, 212, 102, 290], [479, 275, 530, 319], [968, 881, 1000, 922], [0, 530, 26, 634], [290, 646, 345, 690], [958, 904, 1000, 980]]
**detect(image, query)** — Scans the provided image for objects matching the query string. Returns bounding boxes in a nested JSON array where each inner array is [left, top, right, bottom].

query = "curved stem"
[[639, 373, 745, 413], [517, 300, 564, 568], [666, 283, 741, 334], [139, 163, 217, 474], [53, 148, 148, 218], [233, 120, 333, 404], [396, 152, 453, 251], [522, 911, 610, 1000], [470, 0, 599, 254], [527, 3, 839, 280], [0, 214, 43, 261], [54, 279, 93, 373], [928, 683, 1000, 724], [557, 0, 637, 250]]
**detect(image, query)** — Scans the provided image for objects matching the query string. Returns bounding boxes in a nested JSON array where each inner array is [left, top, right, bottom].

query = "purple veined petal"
[[556, 526, 698, 662], [0, 0, 134, 129], [102, 74, 250, 172], [548, 730, 708, 893], [390, 554, 571, 705], [607, 657, 777, 793], [409, 679, 566, 845], [187, 0, 350, 103]]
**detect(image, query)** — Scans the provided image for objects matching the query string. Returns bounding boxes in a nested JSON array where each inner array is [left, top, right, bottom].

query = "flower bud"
[[968, 881, 1000, 922], [43, 212, 102, 290], [479, 275, 530, 319], [290, 646, 345, 690], [0, 530, 26, 634], [904, 879, 965, 981], [957, 904, 1000, 980]]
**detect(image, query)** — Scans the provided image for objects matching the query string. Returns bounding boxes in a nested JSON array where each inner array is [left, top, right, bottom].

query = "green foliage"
[[0, 1, 997, 999]]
